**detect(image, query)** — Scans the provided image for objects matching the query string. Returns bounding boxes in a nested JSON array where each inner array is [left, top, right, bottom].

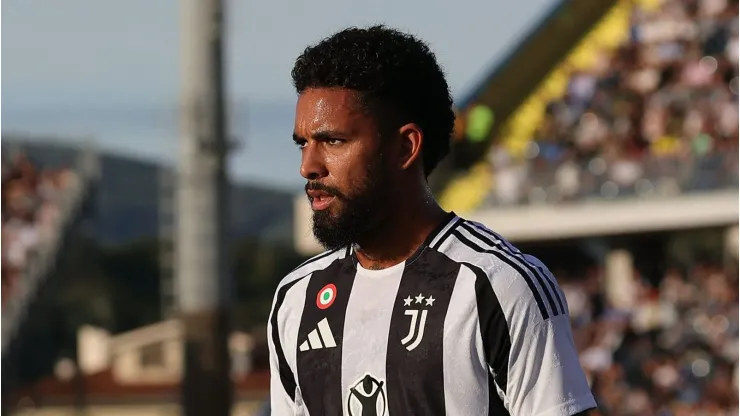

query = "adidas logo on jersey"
[[299, 318, 337, 351]]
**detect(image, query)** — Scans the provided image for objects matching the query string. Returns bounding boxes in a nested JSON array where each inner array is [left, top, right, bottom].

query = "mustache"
[[305, 182, 346, 200]]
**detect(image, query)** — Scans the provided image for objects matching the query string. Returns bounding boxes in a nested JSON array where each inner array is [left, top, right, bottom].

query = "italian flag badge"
[[316, 283, 337, 310]]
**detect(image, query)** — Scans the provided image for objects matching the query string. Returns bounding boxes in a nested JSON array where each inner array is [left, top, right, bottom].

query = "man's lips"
[[306, 189, 336, 211]]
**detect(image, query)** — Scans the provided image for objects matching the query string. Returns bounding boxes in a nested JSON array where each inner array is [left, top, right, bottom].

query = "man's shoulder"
[[439, 217, 567, 321], [270, 248, 350, 322], [276, 247, 348, 291], [439, 217, 535, 272]]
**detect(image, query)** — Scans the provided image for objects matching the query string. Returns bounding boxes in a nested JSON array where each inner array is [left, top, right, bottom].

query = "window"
[[139, 342, 165, 368]]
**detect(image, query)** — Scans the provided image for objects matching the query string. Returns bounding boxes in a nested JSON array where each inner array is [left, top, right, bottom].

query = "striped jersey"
[[268, 213, 597, 415]]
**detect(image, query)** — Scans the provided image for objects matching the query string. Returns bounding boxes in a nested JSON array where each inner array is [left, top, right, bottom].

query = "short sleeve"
[[453, 221, 597, 415], [474, 259, 597, 416], [504, 314, 597, 416]]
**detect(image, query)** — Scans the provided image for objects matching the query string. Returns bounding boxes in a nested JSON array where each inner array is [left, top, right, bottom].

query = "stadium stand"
[[2, 139, 296, 246], [442, 0, 738, 212], [1, 154, 72, 304], [294, 0, 738, 251], [1, 140, 100, 353], [568, 257, 738, 414], [431, 1, 740, 412]]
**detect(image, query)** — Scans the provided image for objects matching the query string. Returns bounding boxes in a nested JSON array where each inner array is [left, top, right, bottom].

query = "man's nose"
[[300, 144, 328, 180]]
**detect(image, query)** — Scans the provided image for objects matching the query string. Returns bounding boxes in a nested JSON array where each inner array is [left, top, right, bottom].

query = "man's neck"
[[354, 195, 448, 270]]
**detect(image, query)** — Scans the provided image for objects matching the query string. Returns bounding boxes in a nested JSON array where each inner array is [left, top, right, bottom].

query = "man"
[[268, 25, 597, 416]]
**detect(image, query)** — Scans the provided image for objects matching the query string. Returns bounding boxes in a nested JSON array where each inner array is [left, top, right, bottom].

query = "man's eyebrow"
[[293, 130, 349, 142], [314, 130, 349, 140]]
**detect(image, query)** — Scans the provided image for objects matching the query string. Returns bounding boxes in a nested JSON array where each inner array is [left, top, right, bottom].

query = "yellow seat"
[[439, 0, 635, 213]]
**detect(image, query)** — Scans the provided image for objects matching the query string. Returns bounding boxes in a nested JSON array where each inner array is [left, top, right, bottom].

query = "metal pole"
[[159, 168, 175, 320], [177, 0, 232, 415]]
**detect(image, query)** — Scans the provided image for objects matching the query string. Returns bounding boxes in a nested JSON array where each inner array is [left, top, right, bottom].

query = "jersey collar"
[[349, 211, 458, 268]]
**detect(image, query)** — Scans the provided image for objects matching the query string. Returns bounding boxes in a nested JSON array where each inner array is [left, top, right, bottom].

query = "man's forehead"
[[294, 88, 367, 133], [296, 88, 363, 114]]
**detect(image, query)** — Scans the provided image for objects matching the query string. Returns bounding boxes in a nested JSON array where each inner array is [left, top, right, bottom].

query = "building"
[[9, 320, 269, 416]]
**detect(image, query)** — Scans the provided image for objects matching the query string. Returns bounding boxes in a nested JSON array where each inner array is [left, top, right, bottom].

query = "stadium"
[[3, 0, 739, 414]]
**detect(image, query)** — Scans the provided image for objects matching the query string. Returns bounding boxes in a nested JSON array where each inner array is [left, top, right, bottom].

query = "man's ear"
[[398, 123, 424, 171]]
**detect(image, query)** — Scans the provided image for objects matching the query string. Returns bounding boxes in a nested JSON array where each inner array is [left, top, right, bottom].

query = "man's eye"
[[295, 141, 307, 149], [328, 139, 343, 145]]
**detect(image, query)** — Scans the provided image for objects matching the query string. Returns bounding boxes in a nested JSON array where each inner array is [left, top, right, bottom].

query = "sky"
[[2, 0, 557, 191]]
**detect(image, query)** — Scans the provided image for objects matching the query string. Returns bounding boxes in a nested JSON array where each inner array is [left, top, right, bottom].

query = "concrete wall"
[[294, 190, 739, 255], [112, 339, 183, 385]]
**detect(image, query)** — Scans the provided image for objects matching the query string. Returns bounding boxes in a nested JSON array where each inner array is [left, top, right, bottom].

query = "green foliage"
[[232, 238, 310, 331]]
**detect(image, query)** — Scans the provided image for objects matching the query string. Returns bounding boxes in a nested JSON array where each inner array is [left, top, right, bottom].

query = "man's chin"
[[309, 192, 384, 250], [312, 227, 354, 251], [311, 213, 361, 250]]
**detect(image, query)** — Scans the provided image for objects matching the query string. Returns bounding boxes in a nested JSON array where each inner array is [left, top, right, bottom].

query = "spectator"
[[477, 0, 738, 206], [568, 259, 739, 414], [1, 153, 75, 306]]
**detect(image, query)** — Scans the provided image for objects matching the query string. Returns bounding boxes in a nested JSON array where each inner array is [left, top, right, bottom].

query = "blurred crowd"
[[1, 154, 76, 305], [564, 260, 739, 415], [486, 0, 738, 206]]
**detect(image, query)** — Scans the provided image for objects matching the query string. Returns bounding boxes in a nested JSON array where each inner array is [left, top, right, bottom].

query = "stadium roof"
[[456, 0, 566, 109]]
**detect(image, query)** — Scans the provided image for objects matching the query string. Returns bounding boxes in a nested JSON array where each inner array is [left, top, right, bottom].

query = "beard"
[[307, 160, 389, 251]]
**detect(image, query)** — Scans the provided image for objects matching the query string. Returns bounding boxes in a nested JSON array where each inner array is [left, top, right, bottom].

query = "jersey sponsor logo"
[[400, 293, 435, 351], [347, 374, 387, 416], [316, 283, 337, 309], [298, 318, 337, 351]]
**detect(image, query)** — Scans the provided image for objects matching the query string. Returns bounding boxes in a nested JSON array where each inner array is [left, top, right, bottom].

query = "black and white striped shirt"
[[268, 213, 597, 415]]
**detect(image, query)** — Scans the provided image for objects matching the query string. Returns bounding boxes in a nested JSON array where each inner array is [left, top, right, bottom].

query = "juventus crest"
[[401, 293, 435, 351]]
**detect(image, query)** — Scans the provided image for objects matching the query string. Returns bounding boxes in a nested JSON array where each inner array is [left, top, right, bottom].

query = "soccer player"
[[268, 25, 597, 416]]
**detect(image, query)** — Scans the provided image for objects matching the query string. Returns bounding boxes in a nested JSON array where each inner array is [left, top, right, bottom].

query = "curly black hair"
[[291, 25, 455, 177]]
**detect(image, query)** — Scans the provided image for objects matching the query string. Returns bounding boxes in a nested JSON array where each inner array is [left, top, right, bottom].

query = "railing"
[[481, 150, 739, 208], [1, 142, 101, 354]]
